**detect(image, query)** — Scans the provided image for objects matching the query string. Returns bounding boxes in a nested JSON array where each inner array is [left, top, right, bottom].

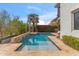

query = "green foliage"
[[0, 10, 11, 37], [0, 10, 27, 37], [28, 14, 39, 32], [0, 10, 10, 25], [19, 23, 27, 34], [51, 22, 58, 28], [50, 20, 60, 31], [10, 17, 27, 35], [63, 35, 79, 51]]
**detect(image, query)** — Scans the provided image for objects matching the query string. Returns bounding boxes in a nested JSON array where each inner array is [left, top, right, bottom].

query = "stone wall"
[[10, 32, 29, 43], [1, 32, 29, 43]]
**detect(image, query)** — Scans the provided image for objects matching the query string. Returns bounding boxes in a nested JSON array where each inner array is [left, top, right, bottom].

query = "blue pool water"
[[17, 33, 59, 51]]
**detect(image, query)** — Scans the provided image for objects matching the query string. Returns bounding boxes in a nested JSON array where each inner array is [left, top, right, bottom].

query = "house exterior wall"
[[60, 3, 79, 38]]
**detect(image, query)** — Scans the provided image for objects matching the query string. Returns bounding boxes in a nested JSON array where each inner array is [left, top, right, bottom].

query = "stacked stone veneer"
[[1, 32, 29, 43], [10, 32, 29, 43]]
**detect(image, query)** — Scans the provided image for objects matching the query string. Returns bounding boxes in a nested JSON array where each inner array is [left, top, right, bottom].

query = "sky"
[[0, 3, 57, 25]]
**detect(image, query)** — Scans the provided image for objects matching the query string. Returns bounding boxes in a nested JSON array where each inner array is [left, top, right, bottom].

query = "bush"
[[63, 35, 79, 51]]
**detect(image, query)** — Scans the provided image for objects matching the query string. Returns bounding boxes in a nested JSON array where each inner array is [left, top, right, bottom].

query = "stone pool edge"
[[0, 32, 79, 56]]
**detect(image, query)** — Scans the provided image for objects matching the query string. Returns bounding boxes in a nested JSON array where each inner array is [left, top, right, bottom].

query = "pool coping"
[[0, 32, 79, 56], [48, 33, 79, 55], [16, 33, 60, 51], [10, 36, 79, 56]]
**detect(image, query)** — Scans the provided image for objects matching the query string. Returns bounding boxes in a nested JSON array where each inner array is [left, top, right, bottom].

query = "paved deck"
[[0, 43, 22, 55], [48, 36, 79, 56], [0, 34, 79, 56]]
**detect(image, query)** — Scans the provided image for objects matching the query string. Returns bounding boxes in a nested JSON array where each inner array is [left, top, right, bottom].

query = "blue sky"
[[0, 3, 57, 25]]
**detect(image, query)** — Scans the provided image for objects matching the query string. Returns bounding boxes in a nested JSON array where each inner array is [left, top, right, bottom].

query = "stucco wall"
[[60, 3, 79, 38]]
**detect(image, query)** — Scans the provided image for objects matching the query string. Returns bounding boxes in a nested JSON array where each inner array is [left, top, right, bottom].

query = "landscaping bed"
[[63, 35, 79, 51]]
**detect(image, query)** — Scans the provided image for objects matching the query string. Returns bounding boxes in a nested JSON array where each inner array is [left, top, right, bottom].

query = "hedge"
[[63, 35, 79, 51]]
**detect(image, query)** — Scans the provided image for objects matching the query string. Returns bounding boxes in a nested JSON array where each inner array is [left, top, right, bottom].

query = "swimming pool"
[[17, 33, 59, 51]]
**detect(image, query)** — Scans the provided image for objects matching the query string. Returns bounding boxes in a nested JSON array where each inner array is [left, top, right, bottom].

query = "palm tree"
[[27, 14, 39, 32]]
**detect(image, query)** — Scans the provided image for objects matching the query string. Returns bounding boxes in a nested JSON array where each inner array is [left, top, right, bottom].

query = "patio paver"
[[0, 35, 79, 56]]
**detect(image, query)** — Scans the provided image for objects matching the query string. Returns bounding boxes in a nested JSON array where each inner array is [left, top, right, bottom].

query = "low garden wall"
[[10, 32, 29, 43], [1, 32, 30, 43]]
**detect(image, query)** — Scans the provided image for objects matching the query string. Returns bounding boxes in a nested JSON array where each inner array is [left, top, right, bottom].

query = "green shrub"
[[63, 35, 79, 51]]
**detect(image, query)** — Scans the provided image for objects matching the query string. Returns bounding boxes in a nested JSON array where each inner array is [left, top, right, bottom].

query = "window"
[[74, 11, 79, 30]]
